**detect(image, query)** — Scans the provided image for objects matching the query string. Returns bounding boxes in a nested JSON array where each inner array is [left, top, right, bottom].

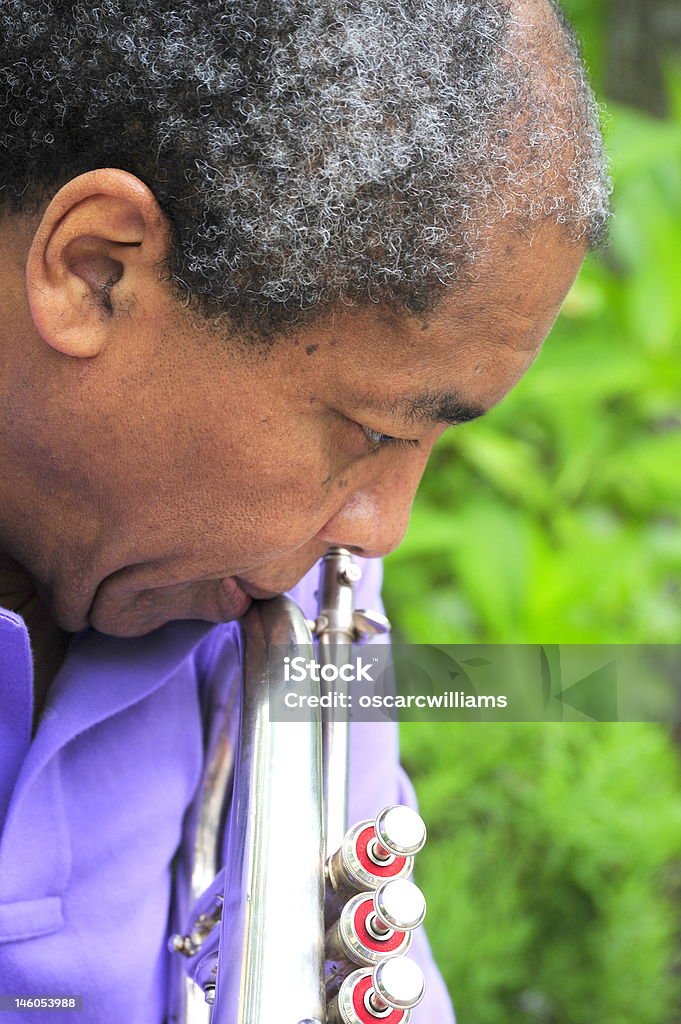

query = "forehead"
[[277, 220, 586, 415]]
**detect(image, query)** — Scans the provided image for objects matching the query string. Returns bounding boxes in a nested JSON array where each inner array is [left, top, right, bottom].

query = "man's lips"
[[218, 576, 256, 615], [85, 553, 326, 637], [233, 549, 333, 601], [234, 576, 283, 600]]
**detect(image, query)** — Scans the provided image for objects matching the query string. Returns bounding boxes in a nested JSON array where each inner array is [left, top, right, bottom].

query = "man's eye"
[[362, 426, 421, 453]]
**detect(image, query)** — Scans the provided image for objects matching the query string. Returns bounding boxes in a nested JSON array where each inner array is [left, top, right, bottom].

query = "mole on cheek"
[[305, 344, 319, 355]]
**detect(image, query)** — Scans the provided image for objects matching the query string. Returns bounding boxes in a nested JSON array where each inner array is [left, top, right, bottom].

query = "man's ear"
[[26, 169, 170, 358]]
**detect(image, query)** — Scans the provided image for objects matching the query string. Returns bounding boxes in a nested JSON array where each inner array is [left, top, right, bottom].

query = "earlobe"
[[25, 169, 169, 359]]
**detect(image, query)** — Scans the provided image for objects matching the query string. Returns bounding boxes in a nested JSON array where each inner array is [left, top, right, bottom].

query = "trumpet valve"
[[327, 956, 425, 1024], [373, 879, 426, 933], [373, 806, 427, 859], [327, 805, 426, 898], [325, 880, 425, 967]]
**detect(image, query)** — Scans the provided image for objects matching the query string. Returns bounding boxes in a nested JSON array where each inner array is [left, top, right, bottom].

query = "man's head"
[[0, 0, 610, 636]]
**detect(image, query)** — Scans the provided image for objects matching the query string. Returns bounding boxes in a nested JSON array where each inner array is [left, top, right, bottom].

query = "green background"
[[383, 2, 681, 1020]]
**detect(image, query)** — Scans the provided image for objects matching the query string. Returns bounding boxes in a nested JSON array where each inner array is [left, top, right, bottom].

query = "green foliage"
[[384, 21, 681, 1024], [384, 97, 681, 644], [560, 0, 611, 90], [402, 722, 681, 1024]]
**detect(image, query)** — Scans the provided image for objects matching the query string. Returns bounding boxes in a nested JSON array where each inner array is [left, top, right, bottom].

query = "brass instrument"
[[168, 548, 428, 1023]]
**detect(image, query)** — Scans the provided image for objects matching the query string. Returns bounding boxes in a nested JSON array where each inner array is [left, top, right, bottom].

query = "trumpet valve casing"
[[327, 956, 426, 1024], [325, 879, 426, 967], [326, 805, 427, 900]]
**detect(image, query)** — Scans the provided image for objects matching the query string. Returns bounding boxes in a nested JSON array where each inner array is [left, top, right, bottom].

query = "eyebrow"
[[370, 389, 487, 428], [407, 391, 487, 426]]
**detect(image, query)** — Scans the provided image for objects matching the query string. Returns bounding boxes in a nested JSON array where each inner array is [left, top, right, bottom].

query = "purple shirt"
[[0, 558, 454, 1023]]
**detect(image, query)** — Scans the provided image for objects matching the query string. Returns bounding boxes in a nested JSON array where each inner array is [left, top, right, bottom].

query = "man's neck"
[[1, 551, 70, 732]]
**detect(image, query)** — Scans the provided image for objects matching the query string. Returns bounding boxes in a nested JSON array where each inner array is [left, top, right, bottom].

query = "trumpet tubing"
[[169, 548, 428, 1023]]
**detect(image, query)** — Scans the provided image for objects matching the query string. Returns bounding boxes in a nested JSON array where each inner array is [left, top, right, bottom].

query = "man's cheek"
[[244, 470, 335, 550], [246, 445, 332, 505]]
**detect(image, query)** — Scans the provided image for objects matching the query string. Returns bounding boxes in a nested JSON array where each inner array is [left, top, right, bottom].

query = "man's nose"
[[314, 458, 426, 559]]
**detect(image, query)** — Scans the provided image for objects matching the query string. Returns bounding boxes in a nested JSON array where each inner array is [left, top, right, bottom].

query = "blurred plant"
[[402, 721, 681, 1024], [384, 15, 681, 1022], [384, 94, 681, 645]]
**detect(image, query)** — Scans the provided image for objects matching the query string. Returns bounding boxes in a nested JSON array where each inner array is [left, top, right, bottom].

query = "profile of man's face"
[[0, 0, 609, 646], [1, 174, 584, 638]]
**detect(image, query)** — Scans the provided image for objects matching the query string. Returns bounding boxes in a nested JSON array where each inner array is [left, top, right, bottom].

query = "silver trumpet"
[[168, 547, 428, 1023]]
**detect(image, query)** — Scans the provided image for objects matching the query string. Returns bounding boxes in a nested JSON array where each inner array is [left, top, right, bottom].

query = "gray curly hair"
[[0, 0, 610, 341]]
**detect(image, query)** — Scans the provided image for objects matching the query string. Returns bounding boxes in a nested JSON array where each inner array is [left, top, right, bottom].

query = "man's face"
[[9, 217, 584, 636]]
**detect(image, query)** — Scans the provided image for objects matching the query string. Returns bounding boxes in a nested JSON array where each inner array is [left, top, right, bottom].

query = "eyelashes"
[[361, 426, 421, 453]]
